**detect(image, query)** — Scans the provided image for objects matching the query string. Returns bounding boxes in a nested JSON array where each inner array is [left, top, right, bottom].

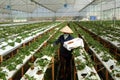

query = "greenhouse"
[[0, 0, 120, 80]]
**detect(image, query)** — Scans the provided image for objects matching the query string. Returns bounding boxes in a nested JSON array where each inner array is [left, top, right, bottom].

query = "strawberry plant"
[[36, 58, 48, 67], [24, 74, 36, 80], [73, 48, 80, 57], [8, 42, 15, 47], [0, 72, 7, 80], [15, 38, 21, 43], [7, 63, 16, 71], [77, 62, 86, 70], [101, 54, 111, 62]]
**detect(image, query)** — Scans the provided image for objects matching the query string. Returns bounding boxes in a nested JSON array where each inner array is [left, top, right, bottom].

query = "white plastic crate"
[[63, 38, 84, 51]]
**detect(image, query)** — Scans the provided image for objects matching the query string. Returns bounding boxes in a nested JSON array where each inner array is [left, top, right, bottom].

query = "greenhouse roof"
[[0, 0, 94, 13], [0, 0, 37, 13]]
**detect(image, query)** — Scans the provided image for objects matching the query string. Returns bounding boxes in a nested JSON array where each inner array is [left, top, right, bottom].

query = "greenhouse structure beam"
[[78, 0, 95, 13], [30, 0, 56, 13]]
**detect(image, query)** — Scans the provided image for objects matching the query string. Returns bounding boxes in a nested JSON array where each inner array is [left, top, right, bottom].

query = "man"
[[54, 25, 74, 80]]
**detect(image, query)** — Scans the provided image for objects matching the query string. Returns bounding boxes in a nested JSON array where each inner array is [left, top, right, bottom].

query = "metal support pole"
[[100, 0, 103, 24], [113, 0, 116, 27], [52, 57, 54, 80], [0, 55, 3, 63]]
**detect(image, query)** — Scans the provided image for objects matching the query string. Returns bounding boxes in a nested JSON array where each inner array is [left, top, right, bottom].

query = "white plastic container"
[[63, 38, 84, 51]]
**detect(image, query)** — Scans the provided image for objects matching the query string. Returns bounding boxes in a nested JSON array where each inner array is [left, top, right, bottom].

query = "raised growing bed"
[[21, 23, 100, 80], [21, 47, 55, 80], [70, 22, 120, 80], [69, 23, 101, 80], [0, 23, 61, 80], [76, 21, 120, 60], [74, 48, 101, 80], [0, 23, 60, 62], [20, 23, 64, 80]]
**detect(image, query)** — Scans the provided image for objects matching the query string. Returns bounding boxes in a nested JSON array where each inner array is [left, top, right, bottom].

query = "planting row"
[[78, 21, 120, 48], [69, 23, 101, 80], [21, 27, 61, 80], [76, 21, 120, 60], [21, 23, 100, 80], [0, 23, 60, 62], [0, 22, 59, 47], [71, 22, 120, 80], [0, 21, 111, 80], [73, 47, 101, 80], [0, 23, 61, 80], [0, 22, 59, 41]]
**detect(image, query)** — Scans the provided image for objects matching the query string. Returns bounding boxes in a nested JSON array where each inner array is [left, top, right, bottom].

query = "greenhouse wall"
[[78, 0, 120, 21]]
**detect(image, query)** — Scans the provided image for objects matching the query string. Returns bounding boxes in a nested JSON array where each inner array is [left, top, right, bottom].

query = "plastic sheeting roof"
[[0, 0, 93, 14], [0, 0, 37, 13], [33, 0, 93, 12]]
